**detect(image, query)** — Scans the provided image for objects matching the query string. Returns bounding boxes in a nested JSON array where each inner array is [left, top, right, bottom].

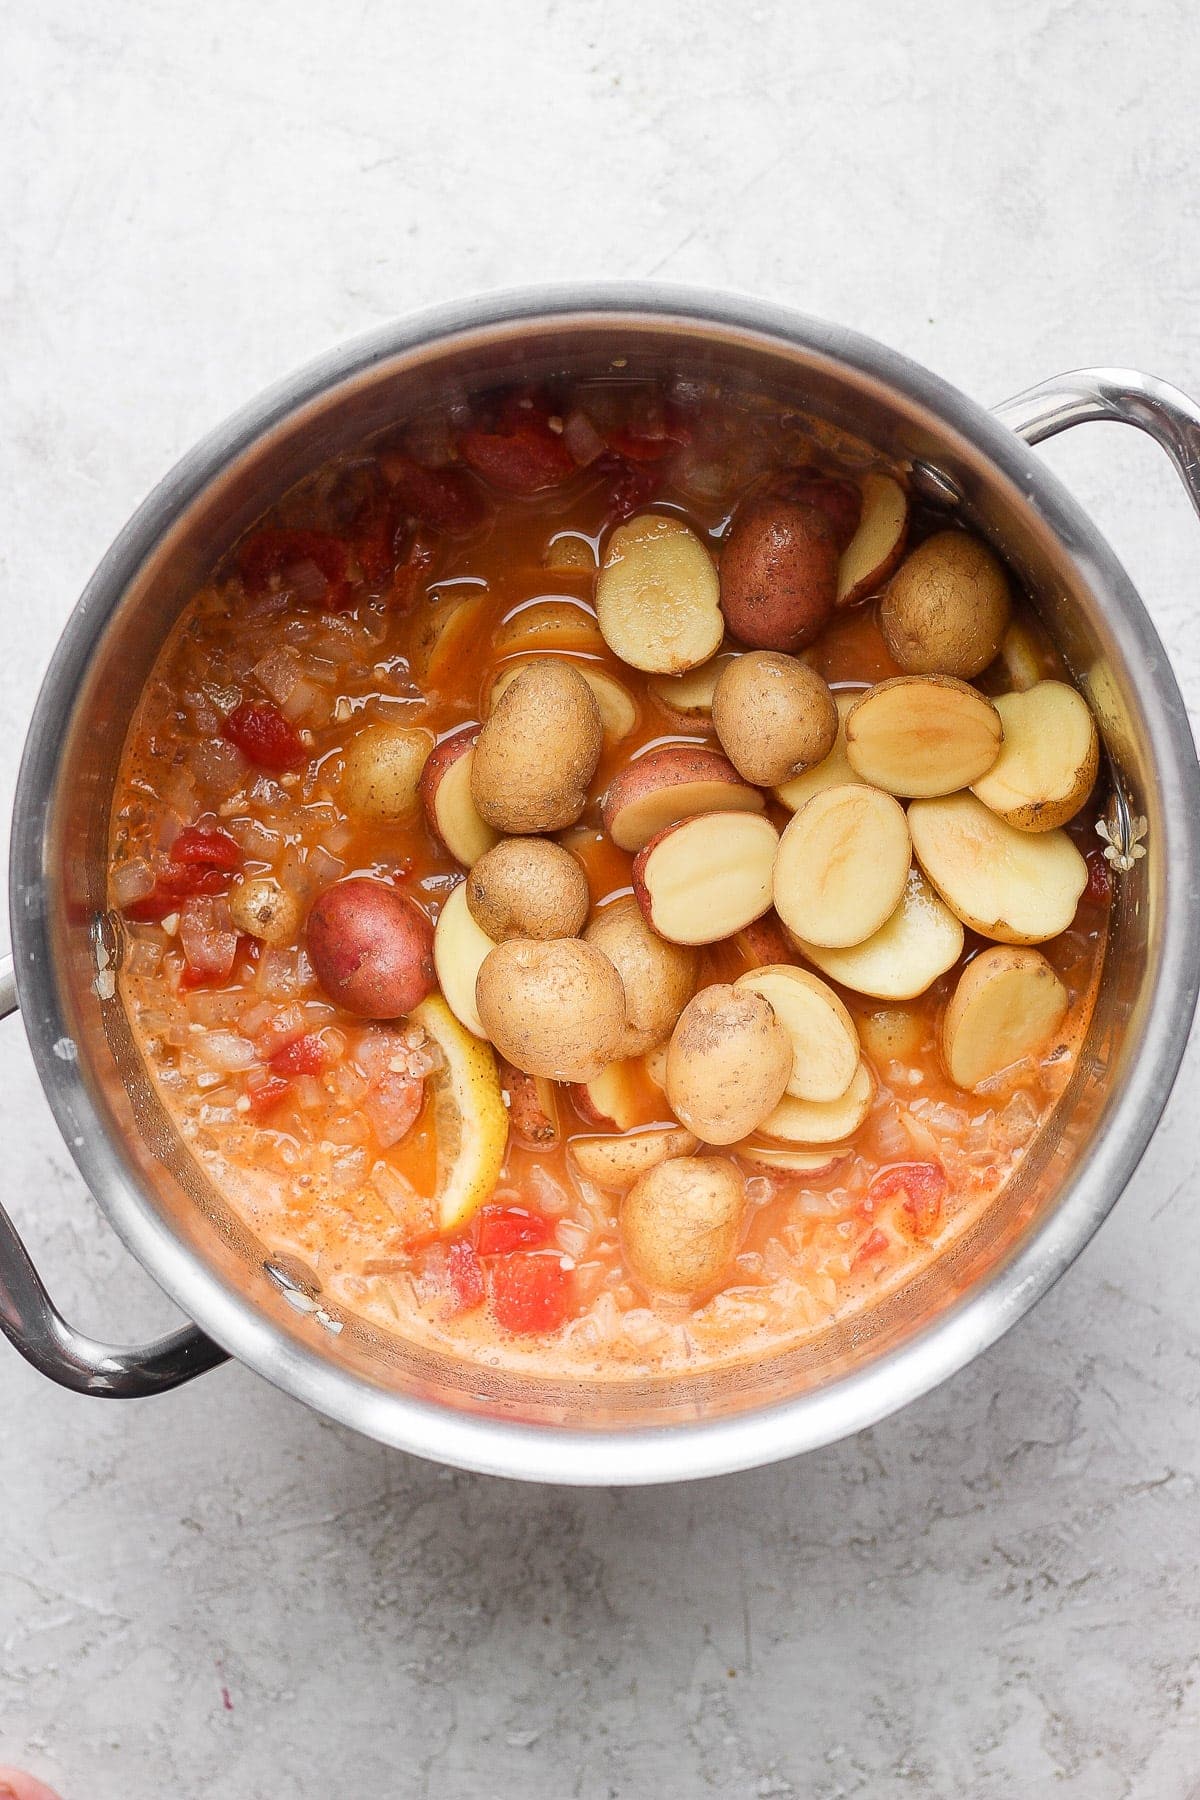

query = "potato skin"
[[339, 723, 434, 824], [471, 659, 603, 833], [712, 651, 838, 786], [466, 838, 589, 940], [306, 878, 436, 1018], [227, 875, 303, 947], [719, 493, 839, 652], [584, 895, 699, 1058], [666, 984, 793, 1144], [602, 744, 763, 852], [621, 1155, 745, 1297], [474, 937, 626, 1082], [880, 531, 1011, 678]]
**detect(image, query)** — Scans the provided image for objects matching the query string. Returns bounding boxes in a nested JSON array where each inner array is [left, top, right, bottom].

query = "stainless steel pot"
[[3, 286, 1198, 1485]]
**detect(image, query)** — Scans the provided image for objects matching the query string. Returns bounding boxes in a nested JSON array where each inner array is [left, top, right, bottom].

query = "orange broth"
[[108, 383, 1110, 1376]]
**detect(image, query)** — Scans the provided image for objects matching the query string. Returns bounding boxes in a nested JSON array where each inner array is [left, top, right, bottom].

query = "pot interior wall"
[[39, 316, 1152, 1429]]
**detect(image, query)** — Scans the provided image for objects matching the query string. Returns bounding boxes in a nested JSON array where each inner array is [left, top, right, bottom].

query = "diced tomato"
[[475, 1205, 554, 1257], [223, 701, 308, 773], [269, 1032, 327, 1078], [606, 412, 692, 463], [775, 468, 863, 551], [121, 825, 243, 922], [178, 896, 239, 986], [381, 453, 487, 535], [390, 530, 437, 611], [489, 1252, 570, 1333], [364, 1071, 425, 1148], [867, 1161, 948, 1241], [443, 1239, 485, 1315], [348, 495, 403, 586], [851, 1227, 890, 1271], [246, 1075, 292, 1118], [237, 527, 351, 609], [1083, 845, 1112, 908], [594, 450, 660, 520], [458, 418, 576, 495], [170, 826, 242, 871], [123, 864, 230, 922]]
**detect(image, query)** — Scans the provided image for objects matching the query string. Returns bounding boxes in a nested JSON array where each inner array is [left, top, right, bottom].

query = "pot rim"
[[12, 281, 1200, 1484]]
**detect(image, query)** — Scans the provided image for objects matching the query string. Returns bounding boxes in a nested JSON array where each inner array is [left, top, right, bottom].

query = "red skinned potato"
[[602, 745, 765, 853], [836, 473, 909, 606], [418, 726, 499, 867], [719, 492, 839, 652], [767, 467, 862, 551], [307, 878, 436, 1018]]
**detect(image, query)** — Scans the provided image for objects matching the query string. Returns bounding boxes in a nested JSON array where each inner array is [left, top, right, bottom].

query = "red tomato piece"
[[123, 865, 228, 922], [381, 453, 487, 535], [489, 1252, 570, 1333], [1083, 845, 1112, 908], [390, 530, 437, 611], [851, 1227, 890, 1271], [269, 1032, 328, 1078], [458, 421, 575, 495], [867, 1161, 948, 1241], [223, 701, 308, 773], [237, 527, 351, 608], [594, 450, 661, 520], [475, 1206, 554, 1257], [246, 1075, 292, 1118], [443, 1239, 485, 1315], [170, 826, 242, 871]]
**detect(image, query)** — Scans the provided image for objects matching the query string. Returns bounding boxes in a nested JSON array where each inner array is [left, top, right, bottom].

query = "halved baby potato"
[[647, 651, 738, 727], [941, 945, 1069, 1088], [634, 811, 780, 945], [419, 727, 500, 867], [970, 680, 1099, 831], [792, 867, 964, 1001], [844, 676, 1002, 798], [493, 599, 604, 655], [733, 1141, 850, 1178], [488, 656, 638, 744], [836, 472, 909, 606], [570, 1125, 699, 1191], [995, 617, 1046, 692], [433, 880, 495, 1038], [734, 964, 860, 1103], [774, 686, 867, 812], [774, 782, 911, 948], [758, 1059, 876, 1145], [602, 745, 764, 852], [596, 513, 723, 673], [908, 791, 1088, 944]]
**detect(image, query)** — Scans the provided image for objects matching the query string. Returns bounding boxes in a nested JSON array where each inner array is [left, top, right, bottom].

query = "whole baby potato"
[[665, 983, 793, 1144], [584, 895, 699, 1058], [471, 659, 603, 833], [712, 651, 838, 786], [474, 937, 626, 1082], [621, 1155, 746, 1297], [880, 531, 1012, 678], [227, 875, 304, 947], [466, 838, 589, 941], [306, 878, 436, 1018], [339, 723, 435, 824], [718, 493, 839, 652]]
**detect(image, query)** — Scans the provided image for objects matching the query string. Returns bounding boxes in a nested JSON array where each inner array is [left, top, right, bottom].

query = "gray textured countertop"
[[3, 3, 1199, 1795]]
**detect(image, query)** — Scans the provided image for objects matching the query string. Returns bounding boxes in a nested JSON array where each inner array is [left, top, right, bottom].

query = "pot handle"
[[993, 366, 1200, 519], [0, 952, 228, 1396]]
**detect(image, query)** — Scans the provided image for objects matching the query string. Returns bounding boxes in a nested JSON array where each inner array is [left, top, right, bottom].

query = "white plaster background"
[[3, 2, 1200, 1795]]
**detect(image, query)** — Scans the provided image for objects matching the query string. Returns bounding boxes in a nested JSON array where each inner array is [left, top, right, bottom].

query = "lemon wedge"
[[411, 994, 509, 1230]]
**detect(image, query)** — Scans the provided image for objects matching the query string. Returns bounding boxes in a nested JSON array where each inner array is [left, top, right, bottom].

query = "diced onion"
[[110, 858, 156, 908], [252, 646, 303, 707], [193, 1029, 257, 1073], [562, 408, 606, 466]]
